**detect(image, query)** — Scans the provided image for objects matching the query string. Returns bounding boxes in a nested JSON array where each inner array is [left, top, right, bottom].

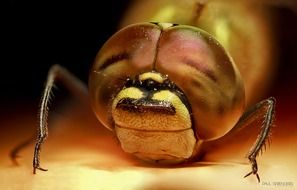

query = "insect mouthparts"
[[116, 98, 176, 115]]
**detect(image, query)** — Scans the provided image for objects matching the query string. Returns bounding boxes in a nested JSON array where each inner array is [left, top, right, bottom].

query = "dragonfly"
[[10, 0, 297, 184]]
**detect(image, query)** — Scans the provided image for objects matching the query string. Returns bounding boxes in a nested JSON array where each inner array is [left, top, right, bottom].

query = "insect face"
[[89, 23, 245, 146], [111, 71, 197, 163], [87, 22, 249, 164]]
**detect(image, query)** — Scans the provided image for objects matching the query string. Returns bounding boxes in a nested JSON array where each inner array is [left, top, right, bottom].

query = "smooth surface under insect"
[[26, 22, 276, 183]]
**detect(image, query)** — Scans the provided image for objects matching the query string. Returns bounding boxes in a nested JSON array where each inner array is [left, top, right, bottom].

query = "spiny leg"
[[235, 97, 276, 182], [33, 64, 88, 174]]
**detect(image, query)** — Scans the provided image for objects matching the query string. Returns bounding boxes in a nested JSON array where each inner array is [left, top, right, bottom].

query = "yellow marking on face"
[[112, 87, 144, 110], [157, 22, 174, 29], [112, 89, 191, 131], [112, 88, 196, 162], [138, 72, 165, 83], [152, 90, 191, 128]]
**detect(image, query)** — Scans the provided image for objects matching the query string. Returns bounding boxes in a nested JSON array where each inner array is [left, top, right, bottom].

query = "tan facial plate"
[[112, 84, 197, 163]]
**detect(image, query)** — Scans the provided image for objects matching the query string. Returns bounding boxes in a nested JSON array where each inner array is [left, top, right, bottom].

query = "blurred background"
[[2, 0, 129, 108]]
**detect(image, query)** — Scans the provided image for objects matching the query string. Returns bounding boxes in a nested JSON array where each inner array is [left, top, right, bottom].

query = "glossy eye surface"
[[155, 24, 245, 140], [120, 0, 276, 106], [89, 22, 245, 142], [89, 23, 161, 130]]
